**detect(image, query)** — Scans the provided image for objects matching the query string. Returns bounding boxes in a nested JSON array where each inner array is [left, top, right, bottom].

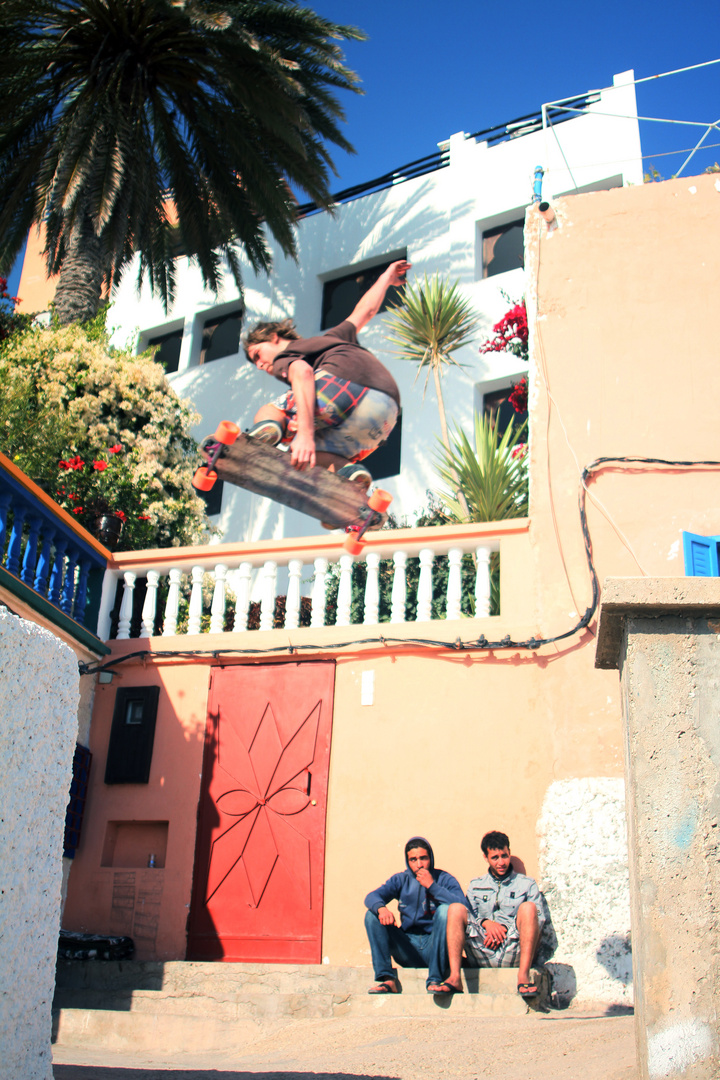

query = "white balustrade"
[[162, 568, 182, 636], [140, 570, 160, 638], [187, 565, 205, 635], [104, 525, 509, 640], [116, 571, 136, 639], [210, 563, 228, 634]]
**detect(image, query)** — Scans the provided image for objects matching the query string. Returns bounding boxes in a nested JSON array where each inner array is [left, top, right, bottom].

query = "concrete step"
[[53, 961, 548, 1052]]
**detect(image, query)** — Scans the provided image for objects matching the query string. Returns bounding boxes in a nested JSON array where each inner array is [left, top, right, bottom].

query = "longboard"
[[194, 423, 391, 554]]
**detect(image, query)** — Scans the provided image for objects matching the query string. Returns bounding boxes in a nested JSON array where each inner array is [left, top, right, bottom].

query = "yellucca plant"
[[435, 412, 529, 523]]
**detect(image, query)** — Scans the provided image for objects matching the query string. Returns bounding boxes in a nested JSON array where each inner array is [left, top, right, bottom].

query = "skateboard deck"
[[196, 428, 390, 537]]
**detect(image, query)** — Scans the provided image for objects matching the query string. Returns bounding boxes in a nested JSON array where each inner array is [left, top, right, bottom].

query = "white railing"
[[97, 522, 529, 641]]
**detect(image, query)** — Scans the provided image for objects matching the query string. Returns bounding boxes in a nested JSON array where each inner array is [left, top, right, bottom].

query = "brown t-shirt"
[[270, 321, 400, 407]]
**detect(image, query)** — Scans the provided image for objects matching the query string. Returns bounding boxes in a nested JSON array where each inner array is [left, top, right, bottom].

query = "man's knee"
[[253, 403, 287, 425], [515, 901, 539, 931]]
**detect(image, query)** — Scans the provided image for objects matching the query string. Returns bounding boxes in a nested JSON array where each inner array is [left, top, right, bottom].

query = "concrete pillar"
[[596, 578, 720, 1080]]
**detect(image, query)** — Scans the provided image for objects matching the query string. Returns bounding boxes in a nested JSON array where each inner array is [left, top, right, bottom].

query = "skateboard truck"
[[193, 421, 240, 490], [342, 489, 392, 555]]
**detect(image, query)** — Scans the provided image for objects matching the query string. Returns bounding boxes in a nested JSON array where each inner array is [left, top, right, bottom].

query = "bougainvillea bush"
[[0, 320, 210, 549], [479, 300, 529, 414]]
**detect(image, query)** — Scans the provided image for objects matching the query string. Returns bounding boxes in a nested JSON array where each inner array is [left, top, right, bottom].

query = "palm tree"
[[0, 0, 365, 324], [385, 274, 479, 518]]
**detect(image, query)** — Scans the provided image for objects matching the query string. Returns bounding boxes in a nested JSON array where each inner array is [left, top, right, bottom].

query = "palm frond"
[[435, 413, 529, 524]]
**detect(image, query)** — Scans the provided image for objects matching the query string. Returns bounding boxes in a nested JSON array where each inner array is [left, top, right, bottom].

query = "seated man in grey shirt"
[[429, 830, 544, 999], [242, 260, 409, 488]]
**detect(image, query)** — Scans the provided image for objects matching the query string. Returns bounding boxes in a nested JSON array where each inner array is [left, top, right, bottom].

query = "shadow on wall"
[[535, 893, 578, 1010], [596, 932, 633, 984]]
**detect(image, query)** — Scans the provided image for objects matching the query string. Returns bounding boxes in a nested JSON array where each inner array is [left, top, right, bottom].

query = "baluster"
[[73, 559, 92, 625], [210, 563, 229, 634], [285, 558, 303, 630], [391, 551, 407, 624], [162, 568, 182, 636], [234, 561, 252, 631], [417, 548, 434, 622], [187, 565, 205, 635], [5, 501, 27, 575], [336, 554, 354, 627], [140, 570, 161, 638], [48, 537, 69, 605], [116, 571, 137, 640], [0, 490, 12, 555], [475, 545, 492, 618], [34, 525, 56, 597], [364, 552, 380, 625], [20, 513, 42, 586], [258, 560, 277, 632], [446, 547, 463, 620], [310, 557, 328, 628], [60, 546, 79, 615]]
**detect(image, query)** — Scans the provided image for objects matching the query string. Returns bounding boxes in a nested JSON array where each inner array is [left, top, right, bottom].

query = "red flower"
[[93, 460, 109, 471], [114, 510, 127, 523], [138, 514, 151, 521], [66, 455, 85, 470], [58, 460, 70, 470], [508, 377, 528, 413], [72, 506, 84, 514], [109, 444, 122, 454], [512, 443, 527, 459]]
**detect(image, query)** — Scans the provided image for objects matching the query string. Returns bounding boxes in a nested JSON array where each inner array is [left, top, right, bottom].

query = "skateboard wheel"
[[214, 421, 240, 445], [368, 488, 392, 512], [193, 467, 217, 491], [343, 534, 365, 556]]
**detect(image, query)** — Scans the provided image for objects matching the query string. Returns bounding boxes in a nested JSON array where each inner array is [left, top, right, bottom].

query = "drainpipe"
[[532, 166, 544, 203]]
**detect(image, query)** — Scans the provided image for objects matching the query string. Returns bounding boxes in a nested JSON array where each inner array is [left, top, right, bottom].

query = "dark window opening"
[[321, 255, 406, 329], [483, 387, 527, 435], [362, 411, 402, 481], [63, 743, 92, 859], [201, 310, 243, 363], [483, 220, 525, 278], [195, 477, 224, 516], [148, 328, 183, 374], [105, 687, 160, 785]]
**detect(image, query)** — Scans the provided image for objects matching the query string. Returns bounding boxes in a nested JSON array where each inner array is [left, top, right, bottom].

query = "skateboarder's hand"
[[290, 431, 316, 470], [378, 906, 397, 926], [387, 260, 411, 287], [481, 920, 507, 949]]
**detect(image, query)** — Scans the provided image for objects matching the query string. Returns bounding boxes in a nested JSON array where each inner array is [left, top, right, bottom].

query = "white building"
[[109, 71, 642, 543]]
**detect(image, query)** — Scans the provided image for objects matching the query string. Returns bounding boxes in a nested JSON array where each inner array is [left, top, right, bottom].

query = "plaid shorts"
[[272, 372, 398, 461], [464, 916, 521, 969]]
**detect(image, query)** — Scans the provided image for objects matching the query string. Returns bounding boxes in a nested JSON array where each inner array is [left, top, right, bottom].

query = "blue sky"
[[8, 1, 719, 297]]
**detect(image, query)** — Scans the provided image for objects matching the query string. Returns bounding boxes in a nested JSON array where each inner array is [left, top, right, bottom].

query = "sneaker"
[[247, 420, 284, 446], [337, 463, 373, 492]]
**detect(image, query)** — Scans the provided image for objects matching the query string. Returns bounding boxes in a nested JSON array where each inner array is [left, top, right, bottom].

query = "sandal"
[[368, 978, 400, 995], [517, 982, 539, 998]]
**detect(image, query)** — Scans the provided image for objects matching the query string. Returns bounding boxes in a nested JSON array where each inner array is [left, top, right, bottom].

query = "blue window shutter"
[[682, 532, 720, 576]]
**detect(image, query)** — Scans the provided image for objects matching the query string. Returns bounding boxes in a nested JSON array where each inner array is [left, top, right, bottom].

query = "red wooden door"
[[187, 662, 335, 962]]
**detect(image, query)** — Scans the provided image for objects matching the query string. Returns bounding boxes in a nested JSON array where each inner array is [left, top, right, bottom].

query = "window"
[[104, 687, 160, 785], [148, 328, 183, 373], [482, 219, 525, 278], [63, 743, 92, 859], [683, 532, 720, 576], [200, 309, 243, 364], [363, 411, 403, 481], [321, 254, 406, 329], [481, 385, 527, 436]]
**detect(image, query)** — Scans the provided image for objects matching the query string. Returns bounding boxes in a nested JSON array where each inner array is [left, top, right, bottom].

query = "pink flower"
[[93, 460, 109, 471]]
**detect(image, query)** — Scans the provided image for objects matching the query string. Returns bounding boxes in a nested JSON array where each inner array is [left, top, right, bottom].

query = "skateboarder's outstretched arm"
[[347, 261, 411, 332]]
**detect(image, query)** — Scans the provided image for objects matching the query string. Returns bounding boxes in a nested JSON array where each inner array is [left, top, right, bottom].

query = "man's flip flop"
[[429, 981, 463, 995], [368, 980, 400, 995], [518, 982, 539, 998]]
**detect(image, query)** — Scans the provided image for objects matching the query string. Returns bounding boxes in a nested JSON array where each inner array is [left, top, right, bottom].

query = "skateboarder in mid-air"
[[243, 260, 409, 490]]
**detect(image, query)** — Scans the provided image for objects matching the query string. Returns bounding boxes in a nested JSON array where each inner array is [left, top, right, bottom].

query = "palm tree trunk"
[[433, 361, 471, 521], [53, 209, 105, 325]]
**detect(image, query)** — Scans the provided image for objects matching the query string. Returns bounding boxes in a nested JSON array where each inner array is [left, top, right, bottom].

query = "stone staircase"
[[53, 960, 549, 1053]]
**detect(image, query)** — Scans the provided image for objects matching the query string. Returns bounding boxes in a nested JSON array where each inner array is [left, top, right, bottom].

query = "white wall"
[[0, 607, 79, 1080], [108, 71, 641, 544]]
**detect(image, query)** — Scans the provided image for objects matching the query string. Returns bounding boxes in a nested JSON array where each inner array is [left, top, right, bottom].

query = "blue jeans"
[[364, 905, 450, 987]]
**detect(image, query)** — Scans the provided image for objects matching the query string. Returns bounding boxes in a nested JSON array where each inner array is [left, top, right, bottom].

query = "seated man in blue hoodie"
[[363, 836, 467, 994]]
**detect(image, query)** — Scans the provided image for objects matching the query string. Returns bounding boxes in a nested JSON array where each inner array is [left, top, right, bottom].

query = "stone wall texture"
[[0, 607, 79, 1080], [537, 777, 632, 1006]]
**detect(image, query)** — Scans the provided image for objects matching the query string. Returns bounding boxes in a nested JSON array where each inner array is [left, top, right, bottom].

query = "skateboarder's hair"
[[243, 319, 301, 360]]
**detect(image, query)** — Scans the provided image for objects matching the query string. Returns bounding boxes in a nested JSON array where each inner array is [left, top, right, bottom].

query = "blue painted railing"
[[0, 454, 109, 633]]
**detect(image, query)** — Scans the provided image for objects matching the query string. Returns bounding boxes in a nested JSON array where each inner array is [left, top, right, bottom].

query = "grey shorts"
[[464, 915, 521, 968]]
